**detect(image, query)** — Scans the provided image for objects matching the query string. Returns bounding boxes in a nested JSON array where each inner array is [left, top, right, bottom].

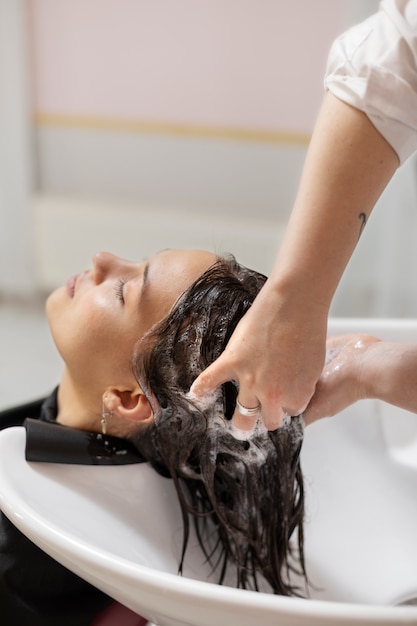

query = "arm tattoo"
[[358, 212, 367, 240]]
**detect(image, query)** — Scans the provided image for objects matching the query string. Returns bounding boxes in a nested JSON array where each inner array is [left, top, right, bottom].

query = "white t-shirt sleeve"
[[325, 0, 417, 164]]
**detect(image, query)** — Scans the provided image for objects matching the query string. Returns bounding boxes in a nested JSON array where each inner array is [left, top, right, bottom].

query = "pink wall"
[[28, 0, 350, 135]]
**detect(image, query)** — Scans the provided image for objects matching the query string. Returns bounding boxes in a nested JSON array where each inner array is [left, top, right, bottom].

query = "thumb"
[[190, 355, 236, 398]]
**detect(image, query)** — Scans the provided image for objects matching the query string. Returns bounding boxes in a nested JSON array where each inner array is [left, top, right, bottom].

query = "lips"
[[66, 274, 79, 298]]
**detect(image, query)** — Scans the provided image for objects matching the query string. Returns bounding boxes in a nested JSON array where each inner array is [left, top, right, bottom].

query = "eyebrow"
[[140, 261, 150, 302]]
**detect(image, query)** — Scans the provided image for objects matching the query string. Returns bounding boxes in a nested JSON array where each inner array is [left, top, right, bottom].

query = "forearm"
[[190, 94, 400, 426], [303, 335, 417, 425], [269, 92, 399, 310], [362, 342, 417, 414]]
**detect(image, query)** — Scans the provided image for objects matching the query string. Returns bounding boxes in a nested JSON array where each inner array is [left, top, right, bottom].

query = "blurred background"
[[1, 0, 417, 406]]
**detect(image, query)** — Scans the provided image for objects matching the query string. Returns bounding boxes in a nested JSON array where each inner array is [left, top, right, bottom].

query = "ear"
[[103, 387, 153, 423]]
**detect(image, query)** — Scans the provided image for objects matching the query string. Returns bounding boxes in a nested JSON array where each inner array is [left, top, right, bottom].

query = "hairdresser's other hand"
[[303, 334, 381, 425], [304, 334, 417, 422], [191, 280, 328, 430]]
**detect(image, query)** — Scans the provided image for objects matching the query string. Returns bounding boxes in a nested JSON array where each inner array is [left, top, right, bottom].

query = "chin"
[[45, 288, 66, 336]]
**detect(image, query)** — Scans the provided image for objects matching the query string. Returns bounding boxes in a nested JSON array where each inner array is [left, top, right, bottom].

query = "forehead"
[[141, 249, 218, 320], [150, 249, 218, 285]]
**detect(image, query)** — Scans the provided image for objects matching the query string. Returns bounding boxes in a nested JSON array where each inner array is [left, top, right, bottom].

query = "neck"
[[57, 368, 101, 432]]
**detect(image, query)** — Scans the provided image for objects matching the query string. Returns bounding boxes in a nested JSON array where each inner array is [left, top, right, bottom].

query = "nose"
[[92, 251, 125, 284]]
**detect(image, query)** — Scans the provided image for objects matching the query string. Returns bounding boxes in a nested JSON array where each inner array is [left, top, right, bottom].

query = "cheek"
[[48, 291, 117, 363], [73, 298, 119, 356], [74, 299, 140, 377]]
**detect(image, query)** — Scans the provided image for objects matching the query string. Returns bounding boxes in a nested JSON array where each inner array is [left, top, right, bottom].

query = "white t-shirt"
[[325, 0, 417, 163]]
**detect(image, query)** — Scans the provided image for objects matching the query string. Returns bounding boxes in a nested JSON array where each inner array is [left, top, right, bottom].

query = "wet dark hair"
[[130, 256, 306, 595]]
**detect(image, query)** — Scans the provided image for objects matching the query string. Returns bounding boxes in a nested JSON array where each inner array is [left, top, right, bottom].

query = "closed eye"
[[114, 278, 127, 304]]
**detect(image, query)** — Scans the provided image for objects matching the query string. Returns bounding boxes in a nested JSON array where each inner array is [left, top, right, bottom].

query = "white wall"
[[0, 0, 34, 295], [330, 155, 417, 317], [34, 194, 286, 291], [3, 0, 417, 318]]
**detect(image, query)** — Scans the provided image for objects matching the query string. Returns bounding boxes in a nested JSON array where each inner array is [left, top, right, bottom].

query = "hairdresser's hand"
[[303, 334, 381, 425], [191, 281, 328, 430]]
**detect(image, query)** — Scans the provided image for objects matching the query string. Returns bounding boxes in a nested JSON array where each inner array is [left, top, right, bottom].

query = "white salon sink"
[[0, 319, 417, 626]]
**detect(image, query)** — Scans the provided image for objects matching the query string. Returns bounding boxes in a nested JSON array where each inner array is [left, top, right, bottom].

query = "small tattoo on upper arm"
[[358, 212, 367, 239]]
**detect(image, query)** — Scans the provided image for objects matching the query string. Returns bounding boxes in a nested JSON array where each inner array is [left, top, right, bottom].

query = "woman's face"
[[46, 249, 217, 392]]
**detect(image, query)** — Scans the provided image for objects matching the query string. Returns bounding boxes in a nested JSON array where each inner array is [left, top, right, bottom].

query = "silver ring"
[[236, 399, 261, 418]]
